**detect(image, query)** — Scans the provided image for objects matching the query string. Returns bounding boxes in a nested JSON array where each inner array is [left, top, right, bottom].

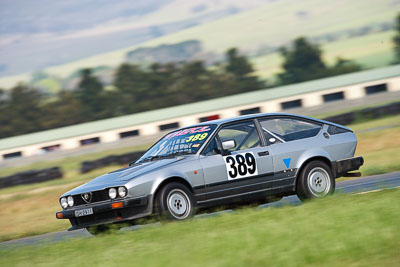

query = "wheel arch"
[[151, 176, 194, 211], [295, 156, 333, 186]]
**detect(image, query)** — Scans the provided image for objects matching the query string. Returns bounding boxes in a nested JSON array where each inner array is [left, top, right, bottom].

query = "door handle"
[[258, 151, 270, 156]]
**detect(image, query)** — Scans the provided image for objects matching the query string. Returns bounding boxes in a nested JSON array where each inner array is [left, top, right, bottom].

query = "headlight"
[[67, 196, 74, 207], [118, 187, 127, 198], [60, 197, 68, 208], [109, 188, 117, 199]]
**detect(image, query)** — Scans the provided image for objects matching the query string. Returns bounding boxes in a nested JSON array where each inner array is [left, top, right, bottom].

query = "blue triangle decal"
[[283, 158, 291, 168]]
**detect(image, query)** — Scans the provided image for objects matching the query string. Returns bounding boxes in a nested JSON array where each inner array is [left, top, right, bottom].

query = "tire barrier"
[[323, 101, 400, 125], [0, 167, 63, 189], [80, 151, 145, 174]]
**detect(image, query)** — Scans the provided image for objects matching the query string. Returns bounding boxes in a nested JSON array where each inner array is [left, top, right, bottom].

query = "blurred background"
[[0, 0, 399, 264]]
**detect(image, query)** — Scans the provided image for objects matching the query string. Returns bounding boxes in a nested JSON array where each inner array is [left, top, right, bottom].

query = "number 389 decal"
[[224, 152, 258, 179]]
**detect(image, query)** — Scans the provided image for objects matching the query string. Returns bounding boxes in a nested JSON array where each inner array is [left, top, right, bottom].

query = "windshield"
[[137, 125, 216, 162]]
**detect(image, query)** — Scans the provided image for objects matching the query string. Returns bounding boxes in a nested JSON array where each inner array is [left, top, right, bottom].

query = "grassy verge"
[[1, 189, 399, 266], [356, 126, 400, 177], [0, 144, 150, 242], [0, 165, 125, 242]]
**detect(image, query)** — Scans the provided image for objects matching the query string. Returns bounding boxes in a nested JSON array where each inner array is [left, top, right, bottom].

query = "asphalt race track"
[[1, 171, 400, 249]]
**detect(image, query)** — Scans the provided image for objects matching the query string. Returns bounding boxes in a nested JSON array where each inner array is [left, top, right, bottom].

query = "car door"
[[257, 117, 324, 189], [198, 120, 274, 205]]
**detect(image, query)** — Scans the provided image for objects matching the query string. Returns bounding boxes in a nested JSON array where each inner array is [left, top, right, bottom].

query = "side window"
[[264, 130, 283, 145], [218, 121, 261, 151], [203, 137, 221, 156], [259, 118, 322, 142]]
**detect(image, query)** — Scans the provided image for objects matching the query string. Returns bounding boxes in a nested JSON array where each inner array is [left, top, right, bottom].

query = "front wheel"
[[296, 161, 335, 201], [155, 182, 195, 220]]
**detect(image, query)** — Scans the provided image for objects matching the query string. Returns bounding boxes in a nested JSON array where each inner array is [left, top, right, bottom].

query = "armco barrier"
[[80, 151, 145, 173], [323, 101, 400, 125], [0, 167, 63, 189]]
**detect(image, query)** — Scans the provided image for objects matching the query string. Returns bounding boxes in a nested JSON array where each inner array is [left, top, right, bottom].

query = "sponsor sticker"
[[164, 126, 212, 139]]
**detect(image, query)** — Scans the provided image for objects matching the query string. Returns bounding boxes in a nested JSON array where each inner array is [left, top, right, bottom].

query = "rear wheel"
[[155, 182, 195, 220], [296, 161, 335, 201]]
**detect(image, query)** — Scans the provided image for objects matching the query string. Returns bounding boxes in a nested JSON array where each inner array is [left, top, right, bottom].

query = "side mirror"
[[269, 138, 276, 144], [221, 140, 236, 150]]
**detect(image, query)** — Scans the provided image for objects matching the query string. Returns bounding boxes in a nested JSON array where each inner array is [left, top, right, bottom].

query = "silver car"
[[56, 113, 363, 234]]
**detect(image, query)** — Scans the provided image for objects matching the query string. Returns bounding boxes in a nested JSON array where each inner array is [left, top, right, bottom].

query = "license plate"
[[75, 208, 93, 217]]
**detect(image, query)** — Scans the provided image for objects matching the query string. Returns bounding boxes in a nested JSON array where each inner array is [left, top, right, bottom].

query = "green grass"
[[251, 52, 282, 83], [33, 77, 62, 95], [251, 31, 395, 81], [1, 189, 399, 266], [322, 31, 395, 66], [356, 127, 400, 176], [136, 0, 397, 53]]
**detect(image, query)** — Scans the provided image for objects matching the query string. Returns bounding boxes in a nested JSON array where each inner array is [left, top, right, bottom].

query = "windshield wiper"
[[137, 155, 162, 163], [164, 151, 193, 158]]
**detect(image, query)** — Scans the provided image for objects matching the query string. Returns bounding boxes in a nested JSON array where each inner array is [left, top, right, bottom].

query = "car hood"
[[63, 157, 184, 196]]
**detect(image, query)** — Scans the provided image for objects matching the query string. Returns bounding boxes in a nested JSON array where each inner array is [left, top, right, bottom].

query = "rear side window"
[[327, 125, 351, 135], [258, 118, 322, 142]]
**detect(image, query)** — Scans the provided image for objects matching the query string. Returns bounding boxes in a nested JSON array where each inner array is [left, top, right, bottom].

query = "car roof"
[[186, 112, 352, 131]]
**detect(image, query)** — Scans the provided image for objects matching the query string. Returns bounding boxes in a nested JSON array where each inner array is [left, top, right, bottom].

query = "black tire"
[[155, 182, 195, 221], [296, 160, 335, 201]]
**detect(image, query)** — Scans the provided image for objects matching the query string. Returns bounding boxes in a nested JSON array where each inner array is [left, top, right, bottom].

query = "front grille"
[[72, 190, 109, 206]]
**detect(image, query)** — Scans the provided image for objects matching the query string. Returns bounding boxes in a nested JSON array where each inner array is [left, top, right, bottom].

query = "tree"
[[40, 91, 85, 129], [277, 37, 363, 85], [328, 57, 362, 76], [0, 84, 45, 138], [225, 48, 265, 91], [113, 63, 152, 113], [0, 89, 11, 138], [278, 37, 327, 84], [148, 63, 178, 98], [225, 48, 254, 76], [114, 64, 150, 99], [393, 13, 400, 63], [75, 68, 105, 118]]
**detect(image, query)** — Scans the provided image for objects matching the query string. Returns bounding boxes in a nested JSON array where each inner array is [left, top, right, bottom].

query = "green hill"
[[0, 0, 397, 88], [137, 0, 396, 52]]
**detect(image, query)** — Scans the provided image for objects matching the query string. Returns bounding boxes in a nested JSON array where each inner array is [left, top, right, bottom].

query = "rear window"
[[258, 118, 322, 142], [327, 125, 351, 135]]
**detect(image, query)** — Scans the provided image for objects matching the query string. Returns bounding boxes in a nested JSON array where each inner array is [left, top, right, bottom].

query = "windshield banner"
[[164, 126, 212, 139]]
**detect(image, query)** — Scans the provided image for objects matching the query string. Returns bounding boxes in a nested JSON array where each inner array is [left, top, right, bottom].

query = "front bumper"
[[333, 156, 364, 178], [56, 195, 152, 231]]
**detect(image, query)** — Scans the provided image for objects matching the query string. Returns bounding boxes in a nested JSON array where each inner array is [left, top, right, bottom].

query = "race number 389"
[[224, 152, 258, 179]]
